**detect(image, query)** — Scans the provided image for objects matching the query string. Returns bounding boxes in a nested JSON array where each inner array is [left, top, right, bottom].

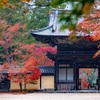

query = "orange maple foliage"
[[23, 57, 41, 83], [0, 18, 24, 73], [93, 50, 100, 58], [24, 56, 38, 69], [80, 68, 92, 75], [77, 2, 100, 58], [8, 56, 41, 90], [0, 18, 56, 68], [0, 0, 32, 8], [78, 11, 100, 36], [0, 17, 56, 90], [81, 80, 89, 89], [27, 57, 38, 68], [20, 43, 57, 66]]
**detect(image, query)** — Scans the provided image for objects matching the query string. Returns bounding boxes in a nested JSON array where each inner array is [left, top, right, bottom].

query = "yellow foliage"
[[22, 0, 32, 2], [82, 3, 93, 14], [81, 68, 92, 75], [0, 0, 31, 8], [2, 0, 8, 5], [0, 0, 7, 8]]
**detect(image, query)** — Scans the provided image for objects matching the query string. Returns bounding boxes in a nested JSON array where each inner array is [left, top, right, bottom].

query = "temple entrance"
[[79, 68, 98, 90]]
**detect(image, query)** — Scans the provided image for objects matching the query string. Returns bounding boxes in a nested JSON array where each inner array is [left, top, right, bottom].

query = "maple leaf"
[[93, 50, 100, 58], [24, 56, 38, 69], [82, 80, 89, 88], [8, 23, 20, 33]]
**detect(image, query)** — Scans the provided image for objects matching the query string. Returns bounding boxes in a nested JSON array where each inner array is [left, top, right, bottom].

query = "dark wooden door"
[[0, 75, 10, 91]]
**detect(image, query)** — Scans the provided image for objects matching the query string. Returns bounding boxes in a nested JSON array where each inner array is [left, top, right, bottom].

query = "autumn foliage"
[[81, 80, 89, 89], [79, 68, 98, 89], [0, 18, 24, 73], [0, 18, 57, 90], [0, 18, 56, 67], [8, 57, 41, 85], [20, 43, 57, 66], [78, 11, 100, 39], [24, 57, 38, 69], [0, 0, 32, 8], [23, 56, 41, 84], [77, 2, 100, 58]]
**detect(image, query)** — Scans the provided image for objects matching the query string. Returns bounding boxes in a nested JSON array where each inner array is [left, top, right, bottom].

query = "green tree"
[[0, 1, 50, 44]]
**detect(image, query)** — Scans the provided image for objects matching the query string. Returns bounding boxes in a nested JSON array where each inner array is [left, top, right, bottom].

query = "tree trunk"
[[24, 77, 26, 92], [19, 83, 22, 92]]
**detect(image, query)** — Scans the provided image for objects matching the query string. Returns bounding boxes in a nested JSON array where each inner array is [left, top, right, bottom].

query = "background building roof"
[[39, 66, 54, 75]]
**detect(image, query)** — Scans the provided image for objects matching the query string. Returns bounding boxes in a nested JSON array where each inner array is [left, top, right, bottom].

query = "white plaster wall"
[[41, 76, 54, 89]]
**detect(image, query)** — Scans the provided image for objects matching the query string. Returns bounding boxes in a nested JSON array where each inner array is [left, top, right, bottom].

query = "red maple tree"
[[0, 18, 24, 83], [0, 18, 57, 67], [8, 57, 41, 91], [20, 43, 57, 66], [0, 18, 57, 91], [0, 18, 25, 67], [77, 2, 100, 58]]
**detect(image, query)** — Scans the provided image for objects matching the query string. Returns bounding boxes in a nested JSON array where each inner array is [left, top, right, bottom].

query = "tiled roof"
[[31, 25, 70, 36], [1, 66, 54, 75], [38, 66, 54, 75]]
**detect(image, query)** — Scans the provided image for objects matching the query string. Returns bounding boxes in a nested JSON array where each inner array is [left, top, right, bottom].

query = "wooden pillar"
[[74, 65, 77, 90], [40, 76, 42, 89], [54, 60, 57, 90], [74, 66, 76, 90], [77, 68, 79, 90], [75, 66, 79, 90], [98, 67, 100, 90]]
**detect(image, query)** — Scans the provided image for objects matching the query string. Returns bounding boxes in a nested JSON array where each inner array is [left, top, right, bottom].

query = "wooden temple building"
[[31, 6, 100, 90], [1, 3, 100, 92]]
